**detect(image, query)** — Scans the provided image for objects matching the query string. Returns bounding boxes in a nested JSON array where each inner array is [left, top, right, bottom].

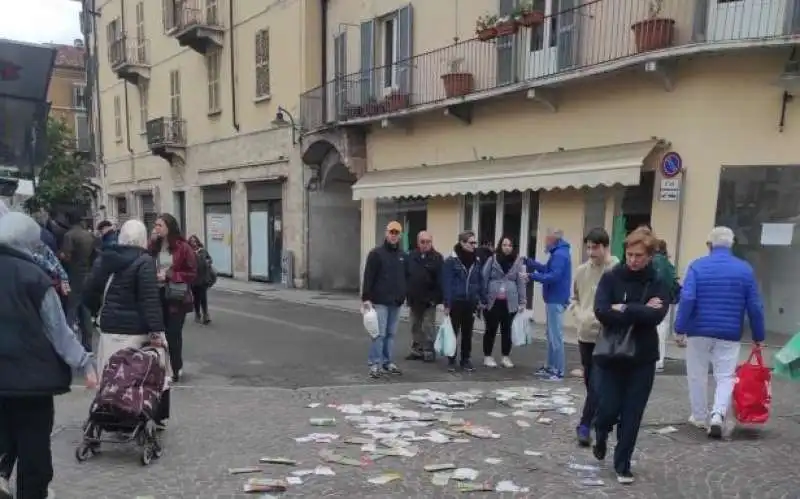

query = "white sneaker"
[[708, 413, 723, 439], [500, 356, 514, 368], [688, 415, 707, 430], [47, 487, 56, 498], [655, 361, 664, 372], [0, 477, 12, 499], [483, 356, 497, 368]]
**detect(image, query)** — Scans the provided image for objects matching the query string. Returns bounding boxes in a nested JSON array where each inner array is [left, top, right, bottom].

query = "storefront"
[[246, 181, 283, 282], [202, 185, 233, 277]]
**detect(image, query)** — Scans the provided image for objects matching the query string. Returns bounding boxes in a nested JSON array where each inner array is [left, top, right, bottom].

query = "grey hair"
[[0, 212, 43, 250], [458, 230, 475, 243], [707, 226, 734, 248], [546, 227, 564, 238], [118, 219, 149, 249]]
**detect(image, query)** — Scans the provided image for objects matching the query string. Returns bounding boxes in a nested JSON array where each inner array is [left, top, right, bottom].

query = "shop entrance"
[[611, 171, 655, 260]]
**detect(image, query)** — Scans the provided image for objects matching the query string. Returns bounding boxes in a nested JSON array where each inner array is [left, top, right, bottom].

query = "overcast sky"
[[0, 0, 82, 45]]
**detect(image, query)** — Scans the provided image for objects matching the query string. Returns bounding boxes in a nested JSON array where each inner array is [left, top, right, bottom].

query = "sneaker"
[[483, 356, 497, 368], [47, 487, 57, 499], [369, 365, 382, 379], [460, 359, 475, 372], [155, 420, 168, 432], [201, 314, 211, 325], [0, 477, 12, 499], [383, 363, 402, 375], [500, 356, 514, 368], [447, 357, 457, 372], [194, 313, 201, 323], [655, 361, 665, 373], [545, 373, 563, 382], [708, 412, 723, 439], [405, 351, 423, 361], [592, 437, 607, 461], [576, 425, 591, 447], [688, 415, 707, 430], [534, 366, 550, 377], [616, 471, 635, 485]]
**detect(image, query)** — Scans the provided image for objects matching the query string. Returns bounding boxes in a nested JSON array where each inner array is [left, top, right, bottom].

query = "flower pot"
[[495, 20, 518, 36], [343, 104, 363, 119], [518, 10, 545, 27], [477, 27, 498, 41], [631, 18, 675, 52], [385, 93, 410, 112], [364, 101, 385, 115], [441, 73, 475, 98]]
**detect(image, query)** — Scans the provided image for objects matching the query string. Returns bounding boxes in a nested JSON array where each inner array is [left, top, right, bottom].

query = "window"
[[529, 0, 556, 53], [206, 0, 219, 25], [74, 113, 90, 151], [255, 29, 270, 98], [162, 0, 175, 31], [113, 95, 122, 140], [381, 14, 398, 89], [116, 196, 128, 223], [72, 83, 87, 109], [169, 70, 181, 118], [135, 2, 146, 62], [206, 50, 221, 112], [106, 18, 121, 62], [375, 198, 427, 250], [138, 83, 148, 132], [106, 18, 120, 43]]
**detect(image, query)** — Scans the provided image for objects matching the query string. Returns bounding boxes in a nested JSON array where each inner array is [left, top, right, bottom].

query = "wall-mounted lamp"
[[271, 106, 298, 145]]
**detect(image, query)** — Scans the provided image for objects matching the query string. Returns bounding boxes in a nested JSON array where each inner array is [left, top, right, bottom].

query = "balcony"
[[165, 0, 223, 55], [109, 37, 150, 85], [146, 117, 186, 164], [300, 0, 800, 131]]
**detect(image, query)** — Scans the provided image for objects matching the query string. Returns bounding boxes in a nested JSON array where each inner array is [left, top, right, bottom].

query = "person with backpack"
[[651, 237, 679, 372], [188, 235, 215, 325]]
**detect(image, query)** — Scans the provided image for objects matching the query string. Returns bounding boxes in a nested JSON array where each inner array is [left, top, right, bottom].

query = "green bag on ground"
[[773, 332, 800, 381]]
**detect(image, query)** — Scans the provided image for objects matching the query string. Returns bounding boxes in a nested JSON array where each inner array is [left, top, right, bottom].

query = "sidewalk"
[[213, 278, 780, 365]]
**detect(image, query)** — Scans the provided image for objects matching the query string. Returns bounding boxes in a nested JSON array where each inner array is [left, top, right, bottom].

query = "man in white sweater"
[[569, 227, 619, 447]]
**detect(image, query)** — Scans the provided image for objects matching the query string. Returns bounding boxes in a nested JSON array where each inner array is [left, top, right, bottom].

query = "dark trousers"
[[163, 308, 186, 374], [593, 361, 656, 474], [578, 341, 597, 428], [66, 290, 93, 352], [483, 301, 514, 356], [448, 300, 476, 362], [0, 396, 55, 499], [192, 286, 208, 316], [156, 389, 171, 422]]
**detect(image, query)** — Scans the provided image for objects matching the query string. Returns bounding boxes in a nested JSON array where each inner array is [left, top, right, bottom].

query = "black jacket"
[[0, 245, 72, 396], [406, 248, 443, 307], [361, 241, 407, 306], [594, 262, 670, 365], [84, 245, 165, 335]]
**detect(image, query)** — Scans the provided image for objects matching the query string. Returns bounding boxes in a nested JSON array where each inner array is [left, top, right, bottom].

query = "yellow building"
[[80, 0, 337, 288], [301, 0, 800, 334], [48, 42, 92, 161]]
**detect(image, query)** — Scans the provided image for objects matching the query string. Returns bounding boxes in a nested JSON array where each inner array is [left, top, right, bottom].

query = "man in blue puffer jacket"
[[526, 228, 572, 380], [675, 226, 765, 439], [441, 230, 487, 372]]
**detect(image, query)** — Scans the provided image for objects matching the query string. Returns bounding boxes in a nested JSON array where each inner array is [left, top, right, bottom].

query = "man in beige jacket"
[[569, 228, 619, 447]]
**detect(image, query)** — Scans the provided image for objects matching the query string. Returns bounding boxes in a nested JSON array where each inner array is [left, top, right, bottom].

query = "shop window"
[[582, 189, 607, 261], [502, 192, 523, 246], [714, 165, 800, 337], [463, 195, 474, 230], [478, 193, 497, 246], [375, 198, 427, 251]]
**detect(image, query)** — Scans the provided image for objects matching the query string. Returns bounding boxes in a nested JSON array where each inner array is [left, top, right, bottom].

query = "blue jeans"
[[545, 303, 566, 376], [368, 305, 401, 367]]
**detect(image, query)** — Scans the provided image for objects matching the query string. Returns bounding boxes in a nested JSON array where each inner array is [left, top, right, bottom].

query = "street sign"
[[659, 178, 681, 201], [660, 152, 682, 178]]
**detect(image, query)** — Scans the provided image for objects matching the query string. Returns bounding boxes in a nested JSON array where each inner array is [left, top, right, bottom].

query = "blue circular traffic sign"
[[660, 152, 682, 178]]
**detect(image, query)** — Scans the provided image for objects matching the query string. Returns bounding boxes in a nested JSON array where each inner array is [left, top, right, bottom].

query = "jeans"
[[368, 305, 401, 367], [66, 290, 93, 353], [545, 303, 566, 376], [192, 286, 209, 317], [410, 305, 436, 354], [164, 309, 186, 374], [483, 301, 514, 357], [449, 300, 476, 362], [686, 336, 741, 421], [578, 341, 598, 428], [594, 361, 656, 474], [0, 396, 55, 498]]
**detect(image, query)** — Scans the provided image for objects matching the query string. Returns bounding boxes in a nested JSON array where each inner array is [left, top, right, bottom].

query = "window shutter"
[[333, 33, 347, 117], [162, 0, 173, 31], [785, 0, 800, 34], [692, 0, 709, 41], [496, 0, 516, 85], [359, 20, 375, 105], [556, 0, 580, 70], [396, 4, 413, 95]]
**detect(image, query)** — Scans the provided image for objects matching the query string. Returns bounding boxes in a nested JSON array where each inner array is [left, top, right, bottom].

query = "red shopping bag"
[[732, 346, 772, 424]]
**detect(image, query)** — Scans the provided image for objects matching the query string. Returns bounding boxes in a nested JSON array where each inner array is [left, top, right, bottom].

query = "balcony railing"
[[164, 0, 222, 32], [108, 37, 149, 67], [146, 117, 186, 149], [300, 0, 800, 131]]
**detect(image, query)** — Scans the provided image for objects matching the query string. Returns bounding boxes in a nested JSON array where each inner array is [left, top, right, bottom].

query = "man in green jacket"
[[652, 239, 679, 372]]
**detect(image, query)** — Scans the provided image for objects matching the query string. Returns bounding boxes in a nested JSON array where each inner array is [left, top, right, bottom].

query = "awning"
[[352, 139, 666, 200]]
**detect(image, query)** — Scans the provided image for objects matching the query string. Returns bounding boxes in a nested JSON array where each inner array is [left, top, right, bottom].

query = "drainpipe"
[[120, 0, 134, 154], [229, 0, 239, 131], [670, 167, 687, 332], [90, 0, 105, 177]]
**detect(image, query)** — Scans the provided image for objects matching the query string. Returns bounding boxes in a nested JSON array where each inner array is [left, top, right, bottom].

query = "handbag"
[[593, 282, 650, 366], [164, 281, 189, 302]]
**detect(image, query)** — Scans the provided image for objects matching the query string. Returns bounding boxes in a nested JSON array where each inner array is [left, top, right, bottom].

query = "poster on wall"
[[760, 223, 794, 246], [209, 215, 225, 240]]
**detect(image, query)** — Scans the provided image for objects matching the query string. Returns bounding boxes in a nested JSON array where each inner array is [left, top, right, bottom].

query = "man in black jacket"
[[405, 230, 443, 362], [362, 221, 408, 379]]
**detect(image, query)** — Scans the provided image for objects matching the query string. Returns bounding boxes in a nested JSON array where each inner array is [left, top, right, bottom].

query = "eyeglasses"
[[419, 239, 432, 243], [388, 230, 400, 235], [465, 240, 477, 245]]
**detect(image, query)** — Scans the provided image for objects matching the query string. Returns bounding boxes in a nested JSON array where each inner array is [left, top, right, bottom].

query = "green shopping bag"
[[773, 331, 800, 381]]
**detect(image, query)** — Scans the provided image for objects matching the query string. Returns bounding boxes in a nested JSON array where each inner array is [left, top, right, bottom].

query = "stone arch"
[[302, 138, 356, 191]]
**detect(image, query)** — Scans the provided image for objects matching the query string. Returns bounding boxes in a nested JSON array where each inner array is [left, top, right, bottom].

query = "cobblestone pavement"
[[39, 290, 800, 498]]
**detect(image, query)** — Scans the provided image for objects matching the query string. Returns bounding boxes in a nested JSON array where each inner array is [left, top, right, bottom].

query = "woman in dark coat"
[[148, 213, 196, 384], [592, 229, 671, 485], [188, 234, 214, 324]]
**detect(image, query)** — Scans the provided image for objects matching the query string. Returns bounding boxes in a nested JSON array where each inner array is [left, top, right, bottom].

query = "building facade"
[[49, 41, 92, 158], [81, 0, 348, 288], [301, 0, 800, 335]]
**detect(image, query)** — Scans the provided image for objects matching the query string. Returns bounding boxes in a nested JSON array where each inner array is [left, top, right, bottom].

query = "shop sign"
[[659, 178, 681, 202]]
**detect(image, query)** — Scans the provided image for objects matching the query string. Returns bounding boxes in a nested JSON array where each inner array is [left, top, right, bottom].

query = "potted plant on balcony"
[[441, 57, 475, 98], [495, 15, 518, 36], [384, 89, 410, 112], [631, 0, 675, 52], [476, 14, 499, 41], [515, 1, 545, 28]]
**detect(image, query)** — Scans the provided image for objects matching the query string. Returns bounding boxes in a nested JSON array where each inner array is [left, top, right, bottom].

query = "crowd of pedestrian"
[[361, 219, 766, 485]]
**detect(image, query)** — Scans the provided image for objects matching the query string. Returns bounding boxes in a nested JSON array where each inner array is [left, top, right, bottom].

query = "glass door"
[[248, 202, 270, 281], [707, 0, 785, 41]]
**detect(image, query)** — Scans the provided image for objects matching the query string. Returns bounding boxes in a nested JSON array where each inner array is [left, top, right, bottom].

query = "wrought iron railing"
[[108, 37, 150, 67], [300, 0, 800, 131], [146, 117, 186, 148], [164, 0, 222, 32]]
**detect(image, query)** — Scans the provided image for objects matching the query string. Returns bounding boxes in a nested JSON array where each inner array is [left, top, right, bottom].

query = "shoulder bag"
[[593, 282, 650, 366]]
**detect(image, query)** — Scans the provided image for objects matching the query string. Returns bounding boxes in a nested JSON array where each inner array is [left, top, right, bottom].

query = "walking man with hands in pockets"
[[362, 221, 408, 379]]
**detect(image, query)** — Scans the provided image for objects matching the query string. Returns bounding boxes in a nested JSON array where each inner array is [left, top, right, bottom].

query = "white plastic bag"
[[363, 307, 380, 339], [511, 310, 534, 347], [434, 317, 457, 357]]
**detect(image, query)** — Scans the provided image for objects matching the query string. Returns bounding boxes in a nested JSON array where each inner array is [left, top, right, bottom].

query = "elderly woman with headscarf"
[[83, 219, 170, 427], [0, 212, 97, 499]]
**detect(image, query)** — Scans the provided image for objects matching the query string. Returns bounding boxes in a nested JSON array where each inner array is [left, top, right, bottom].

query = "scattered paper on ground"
[[366, 472, 402, 485]]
